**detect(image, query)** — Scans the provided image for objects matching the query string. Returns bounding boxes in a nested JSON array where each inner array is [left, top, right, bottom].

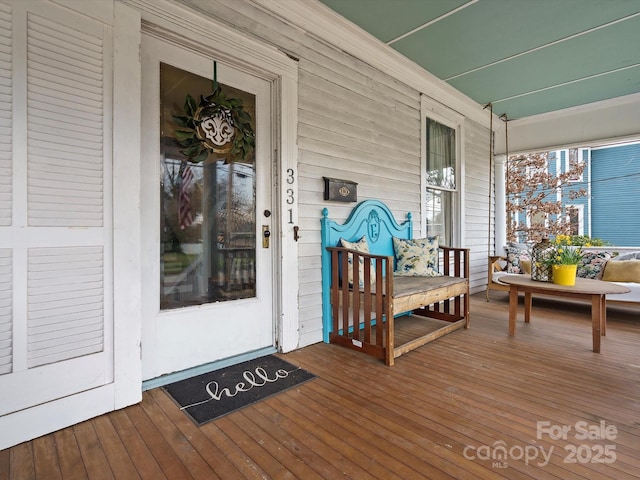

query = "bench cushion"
[[505, 246, 531, 274], [393, 236, 441, 277], [339, 236, 376, 289], [602, 260, 640, 283], [577, 250, 611, 279]]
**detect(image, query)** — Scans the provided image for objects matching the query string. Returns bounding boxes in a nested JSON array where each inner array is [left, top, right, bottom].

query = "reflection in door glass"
[[160, 63, 256, 310]]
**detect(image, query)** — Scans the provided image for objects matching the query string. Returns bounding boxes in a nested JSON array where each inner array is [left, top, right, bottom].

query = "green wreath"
[[173, 86, 255, 163]]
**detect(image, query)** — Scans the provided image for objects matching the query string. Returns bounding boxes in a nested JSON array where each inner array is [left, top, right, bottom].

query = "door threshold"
[[141, 346, 277, 391]]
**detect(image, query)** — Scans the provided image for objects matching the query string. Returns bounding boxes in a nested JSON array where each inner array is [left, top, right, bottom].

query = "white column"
[[113, 2, 143, 408]]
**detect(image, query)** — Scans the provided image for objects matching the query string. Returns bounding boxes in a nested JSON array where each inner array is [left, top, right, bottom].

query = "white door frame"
[[134, 0, 300, 357]]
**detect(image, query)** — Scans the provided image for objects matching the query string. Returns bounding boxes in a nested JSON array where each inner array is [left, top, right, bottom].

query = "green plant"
[[554, 234, 608, 247], [543, 244, 584, 266]]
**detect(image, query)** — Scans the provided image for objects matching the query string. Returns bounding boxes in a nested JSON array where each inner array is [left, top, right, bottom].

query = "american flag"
[[179, 163, 194, 230]]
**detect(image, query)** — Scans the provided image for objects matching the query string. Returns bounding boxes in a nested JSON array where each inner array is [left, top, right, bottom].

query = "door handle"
[[262, 225, 270, 248]]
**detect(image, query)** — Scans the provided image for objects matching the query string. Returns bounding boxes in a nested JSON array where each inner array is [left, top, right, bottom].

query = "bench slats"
[[326, 246, 469, 365]]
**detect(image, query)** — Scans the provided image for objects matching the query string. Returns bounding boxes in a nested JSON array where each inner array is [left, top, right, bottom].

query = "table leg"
[[509, 285, 518, 336], [524, 292, 532, 323], [591, 295, 602, 353], [600, 295, 607, 336]]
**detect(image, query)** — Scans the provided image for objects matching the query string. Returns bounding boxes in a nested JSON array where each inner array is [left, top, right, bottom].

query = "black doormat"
[[163, 355, 315, 425]]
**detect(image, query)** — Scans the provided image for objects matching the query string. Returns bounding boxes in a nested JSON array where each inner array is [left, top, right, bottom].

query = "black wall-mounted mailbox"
[[323, 177, 357, 202]]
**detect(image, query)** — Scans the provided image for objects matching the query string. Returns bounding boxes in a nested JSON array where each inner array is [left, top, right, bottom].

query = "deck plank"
[[72, 421, 114, 480], [2, 294, 639, 480], [9, 443, 34, 480], [108, 408, 167, 480], [137, 391, 220, 479], [124, 404, 194, 480], [91, 415, 141, 480], [53, 429, 88, 480], [148, 388, 248, 480], [32, 435, 62, 480], [0, 448, 9, 480]]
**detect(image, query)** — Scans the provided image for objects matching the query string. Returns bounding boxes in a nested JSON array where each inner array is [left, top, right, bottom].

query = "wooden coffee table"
[[500, 275, 631, 352]]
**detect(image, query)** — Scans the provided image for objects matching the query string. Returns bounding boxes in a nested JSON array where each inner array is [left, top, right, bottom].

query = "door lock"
[[262, 225, 271, 248]]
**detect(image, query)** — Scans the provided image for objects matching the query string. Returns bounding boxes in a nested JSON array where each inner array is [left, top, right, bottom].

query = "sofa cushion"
[[577, 251, 612, 280], [339, 236, 376, 289], [505, 246, 531, 274], [602, 260, 640, 283], [393, 236, 442, 277], [611, 251, 640, 261]]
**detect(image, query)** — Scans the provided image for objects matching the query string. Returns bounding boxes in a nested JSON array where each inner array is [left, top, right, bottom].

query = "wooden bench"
[[321, 200, 470, 366]]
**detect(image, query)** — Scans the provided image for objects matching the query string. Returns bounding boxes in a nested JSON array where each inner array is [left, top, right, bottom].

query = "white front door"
[[141, 35, 275, 379]]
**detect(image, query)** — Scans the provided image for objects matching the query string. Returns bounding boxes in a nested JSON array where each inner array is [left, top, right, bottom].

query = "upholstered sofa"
[[487, 247, 640, 305]]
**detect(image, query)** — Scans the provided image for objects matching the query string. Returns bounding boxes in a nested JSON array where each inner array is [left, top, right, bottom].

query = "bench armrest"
[[489, 255, 507, 273]]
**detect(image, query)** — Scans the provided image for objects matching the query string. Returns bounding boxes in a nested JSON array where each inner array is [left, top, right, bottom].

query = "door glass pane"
[[159, 63, 256, 310]]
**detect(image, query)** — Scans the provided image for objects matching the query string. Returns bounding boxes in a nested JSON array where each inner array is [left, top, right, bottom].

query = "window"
[[423, 110, 458, 246], [159, 63, 257, 310], [565, 148, 587, 182], [527, 156, 548, 181], [528, 211, 547, 232], [565, 205, 583, 235]]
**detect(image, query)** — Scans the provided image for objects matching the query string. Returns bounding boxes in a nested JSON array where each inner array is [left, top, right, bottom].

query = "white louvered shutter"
[[0, 249, 10, 375], [0, 0, 112, 417], [0, 2, 11, 228], [0, 2, 13, 375], [27, 13, 104, 228], [0, 3, 13, 375]]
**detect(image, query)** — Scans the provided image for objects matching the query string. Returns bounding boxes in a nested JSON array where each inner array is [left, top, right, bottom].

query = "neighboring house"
[[591, 142, 640, 246], [0, 0, 638, 449], [508, 143, 640, 246], [508, 148, 590, 242]]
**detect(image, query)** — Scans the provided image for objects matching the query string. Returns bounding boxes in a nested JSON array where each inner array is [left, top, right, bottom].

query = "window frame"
[[420, 96, 463, 246]]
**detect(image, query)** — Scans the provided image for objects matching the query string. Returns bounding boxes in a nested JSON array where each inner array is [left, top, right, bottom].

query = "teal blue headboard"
[[320, 200, 413, 342]]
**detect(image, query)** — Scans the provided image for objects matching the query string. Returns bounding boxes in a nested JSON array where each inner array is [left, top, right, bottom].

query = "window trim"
[[420, 95, 463, 245]]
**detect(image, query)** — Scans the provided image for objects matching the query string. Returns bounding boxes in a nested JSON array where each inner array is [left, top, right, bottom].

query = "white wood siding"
[[463, 119, 492, 293], [179, 0, 491, 346]]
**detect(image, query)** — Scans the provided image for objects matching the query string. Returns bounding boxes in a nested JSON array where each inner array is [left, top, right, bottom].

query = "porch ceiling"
[[318, 0, 640, 120]]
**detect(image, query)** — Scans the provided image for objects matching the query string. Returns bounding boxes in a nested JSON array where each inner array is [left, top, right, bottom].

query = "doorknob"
[[262, 225, 270, 248]]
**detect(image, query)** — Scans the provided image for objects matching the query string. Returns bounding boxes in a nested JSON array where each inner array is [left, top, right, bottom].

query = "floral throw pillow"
[[577, 251, 612, 279], [392, 236, 442, 277], [339, 236, 376, 289], [505, 246, 531, 274]]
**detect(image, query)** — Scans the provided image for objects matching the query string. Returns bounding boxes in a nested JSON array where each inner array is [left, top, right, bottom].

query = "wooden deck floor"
[[2, 293, 639, 479]]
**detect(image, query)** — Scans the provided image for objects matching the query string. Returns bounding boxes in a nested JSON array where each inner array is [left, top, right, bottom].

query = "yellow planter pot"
[[552, 264, 578, 286]]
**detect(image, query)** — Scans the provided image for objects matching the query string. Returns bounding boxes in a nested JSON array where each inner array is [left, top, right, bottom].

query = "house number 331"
[[286, 168, 295, 224]]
